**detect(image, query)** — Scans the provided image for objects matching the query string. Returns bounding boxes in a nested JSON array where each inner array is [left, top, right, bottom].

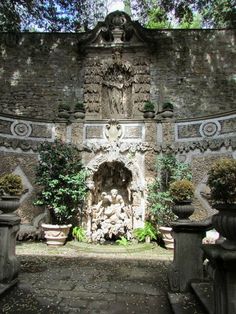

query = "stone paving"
[[0, 242, 173, 314]]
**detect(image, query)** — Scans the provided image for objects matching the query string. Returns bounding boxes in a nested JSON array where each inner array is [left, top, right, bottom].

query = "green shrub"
[[116, 236, 130, 246], [58, 103, 70, 111], [144, 101, 155, 111], [72, 226, 86, 242], [162, 102, 174, 111], [34, 139, 88, 224], [0, 173, 23, 196], [169, 179, 194, 202], [147, 154, 192, 227], [74, 102, 84, 111], [207, 158, 236, 204], [133, 222, 157, 242]]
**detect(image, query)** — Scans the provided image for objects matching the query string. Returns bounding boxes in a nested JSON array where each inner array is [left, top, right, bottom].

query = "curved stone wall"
[[0, 29, 235, 120], [0, 12, 235, 229]]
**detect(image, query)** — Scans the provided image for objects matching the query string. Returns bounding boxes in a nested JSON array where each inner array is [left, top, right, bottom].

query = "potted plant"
[[74, 102, 85, 119], [169, 179, 195, 221], [0, 173, 24, 214], [35, 139, 88, 246], [133, 221, 157, 243], [147, 154, 192, 249], [58, 103, 71, 119], [143, 101, 155, 119], [207, 157, 236, 249], [161, 102, 174, 118]]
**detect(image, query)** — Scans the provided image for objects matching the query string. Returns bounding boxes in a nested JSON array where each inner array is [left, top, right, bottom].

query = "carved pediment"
[[78, 11, 151, 48]]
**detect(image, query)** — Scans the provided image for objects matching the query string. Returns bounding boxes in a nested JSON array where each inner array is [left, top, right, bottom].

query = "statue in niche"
[[89, 188, 133, 242], [102, 50, 133, 118], [93, 189, 124, 220]]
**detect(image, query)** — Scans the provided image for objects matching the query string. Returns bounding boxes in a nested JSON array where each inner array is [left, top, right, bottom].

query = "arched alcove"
[[93, 161, 132, 205]]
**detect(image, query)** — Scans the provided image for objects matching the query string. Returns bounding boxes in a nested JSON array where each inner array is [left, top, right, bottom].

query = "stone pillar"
[[0, 214, 21, 294], [168, 219, 212, 292], [202, 244, 236, 314]]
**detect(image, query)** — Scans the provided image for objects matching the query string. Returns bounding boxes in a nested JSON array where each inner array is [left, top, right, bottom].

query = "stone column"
[[0, 214, 21, 294], [202, 244, 236, 314], [168, 219, 212, 292]]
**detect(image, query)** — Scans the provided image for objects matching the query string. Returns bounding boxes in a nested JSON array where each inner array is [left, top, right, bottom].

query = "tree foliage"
[[0, 0, 106, 32], [134, 0, 236, 29], [0, 0, 235, 32]]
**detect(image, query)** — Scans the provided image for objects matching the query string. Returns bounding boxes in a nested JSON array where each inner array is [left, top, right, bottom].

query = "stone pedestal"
[[168, 219, 212, 292], [202, 244, 236, 314], [0, 214, 21, 295]]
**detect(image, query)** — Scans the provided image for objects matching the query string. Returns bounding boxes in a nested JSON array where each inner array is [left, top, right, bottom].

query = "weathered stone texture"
[[151, 30, 236, 118], [0, 34, 83, 120], [0, 30, 235, 120], [0, 152, 42, 223]]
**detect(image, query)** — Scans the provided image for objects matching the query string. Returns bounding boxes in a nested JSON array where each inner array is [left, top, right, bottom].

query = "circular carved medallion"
[[11, 121, 32, 137], [200, 121, 220, 137]]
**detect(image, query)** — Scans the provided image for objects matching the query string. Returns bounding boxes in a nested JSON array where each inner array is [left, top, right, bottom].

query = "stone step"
[[168, 291, 207, 314], [191, 281, 214, 314]]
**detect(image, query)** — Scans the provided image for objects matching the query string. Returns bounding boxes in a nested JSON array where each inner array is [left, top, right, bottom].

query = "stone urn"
[[41, 223, 72, 246], [160, 110, 174, 119], [74, 110, 85, 119], [58, 110, 70, 119], [212, 204, 236, 250], [143, 111, 155, 119], [172, 200, 194, 221], [159, 226, 174, 250], [0, 195, 21, 214]]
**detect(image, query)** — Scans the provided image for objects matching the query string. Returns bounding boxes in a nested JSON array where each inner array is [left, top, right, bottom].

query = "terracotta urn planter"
[[159, 226, 174, 250], [41, 223, 72, 246], [0, 196, 21, 214]]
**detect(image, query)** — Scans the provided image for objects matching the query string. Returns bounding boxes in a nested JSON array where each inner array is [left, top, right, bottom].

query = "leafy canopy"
[[133, 0, 235, 28], [0, 0, 235, 32], [0, 0, 106, 32]]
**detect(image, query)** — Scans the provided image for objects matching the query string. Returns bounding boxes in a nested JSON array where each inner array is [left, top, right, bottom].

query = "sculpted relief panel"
[[85, 159, 145, 243], [83, 50, 150, 119], [102, 51, 133, 119]]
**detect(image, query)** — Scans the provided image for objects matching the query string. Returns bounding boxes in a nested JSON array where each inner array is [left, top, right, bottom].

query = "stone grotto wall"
[[0, 11, 235, 239]]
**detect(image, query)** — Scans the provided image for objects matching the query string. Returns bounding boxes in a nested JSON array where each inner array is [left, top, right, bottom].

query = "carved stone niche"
[[102, 50, 133, 119], [85, 160, 144, 243]]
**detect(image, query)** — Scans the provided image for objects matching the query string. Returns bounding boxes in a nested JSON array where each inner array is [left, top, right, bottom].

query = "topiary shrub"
[[0, 173, 23, 196], [144, 101, 155, 111], [74, 102, 85, 111], [162, 102, 174, 111], [169, 179, 194, 203], [207, 158, 236, 205]]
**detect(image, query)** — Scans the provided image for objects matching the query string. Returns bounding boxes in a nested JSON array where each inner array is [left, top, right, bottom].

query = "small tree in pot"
[[207, 157, 236, 249], [35, 139, 88, 246]]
